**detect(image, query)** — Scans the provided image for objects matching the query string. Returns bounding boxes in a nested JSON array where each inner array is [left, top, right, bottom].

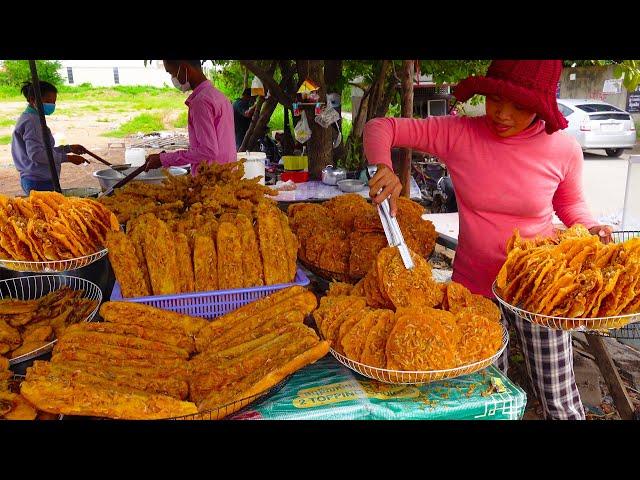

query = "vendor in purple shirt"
[[145, 60, 236, 175], [11, 81, 88, 195]]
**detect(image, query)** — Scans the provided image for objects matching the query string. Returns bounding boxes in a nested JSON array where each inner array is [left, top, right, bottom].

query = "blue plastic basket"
[[110, 267, 310, 319]]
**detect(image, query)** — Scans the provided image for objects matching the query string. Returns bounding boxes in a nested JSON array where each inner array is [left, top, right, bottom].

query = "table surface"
[[230, 355, 526, 420], [272, 178, 422, 202]]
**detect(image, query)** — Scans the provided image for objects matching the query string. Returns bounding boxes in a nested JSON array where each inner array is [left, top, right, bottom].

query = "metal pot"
[[92, 167, 188, 192], [321, 165, 347, 185]]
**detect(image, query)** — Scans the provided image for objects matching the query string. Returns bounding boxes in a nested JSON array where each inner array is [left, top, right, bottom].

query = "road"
[[581, 146, 639, 227]]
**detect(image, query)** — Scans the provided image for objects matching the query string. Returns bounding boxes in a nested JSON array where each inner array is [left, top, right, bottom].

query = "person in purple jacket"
[[11, 81, 88, 195], [144, 60, 236, 174]]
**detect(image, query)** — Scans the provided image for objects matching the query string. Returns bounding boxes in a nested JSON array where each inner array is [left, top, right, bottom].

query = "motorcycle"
[[412, 156, 458, 213]]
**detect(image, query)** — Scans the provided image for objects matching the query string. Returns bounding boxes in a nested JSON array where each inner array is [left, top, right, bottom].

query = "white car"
[[557, 99, 636, 157]]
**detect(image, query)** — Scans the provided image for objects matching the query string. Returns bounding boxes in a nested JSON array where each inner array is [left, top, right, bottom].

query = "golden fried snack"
[[64, 322, 195, 353], [193, 234, 218, 292], [0, 319, 21, 350], [386, 308, 459, 371], [257, 201, 291, 285], [318, 237, 351, 275], [29, 360, 189, 400], [195, 286, 315, 351], [351, 278, 366, 297], [334, 311, 365, 356], [341, 309, 379, 362], [51, 349, 189, 373], [197, 339, 329, 415], [324, 194, 374, 232], [99, 302, 208, 338], [455, 311, 504, 366], [105, 230, 151, 298], [142, 216, 178, 295], [59, 331, 190, 359], [190, 333, 281, 372], [235, 214, 264, 288], [125, 213, 154, 293], [349, 231, 388, 279], [0, 391, 37, 420], [174, 232, 195, 294], [326, 306, 370, 352], [10, 341, 50, 359], [313, 295, 356, 333], [21, 376, 197, 420], [0, 356, 8, 371], [279, 212, 298, 283], [217, 222, 244, 290], [442, 282, 473, 312], [319, 297, 367, 343], [54, 339, 185, 362], [22, 325, 54, 343], [328, 281, 354, 297], [360, 310, 396, 368]]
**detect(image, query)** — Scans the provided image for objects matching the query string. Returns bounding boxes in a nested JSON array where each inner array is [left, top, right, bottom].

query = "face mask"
[[171, 65, 191, 92], [43, 103, 56, 115]]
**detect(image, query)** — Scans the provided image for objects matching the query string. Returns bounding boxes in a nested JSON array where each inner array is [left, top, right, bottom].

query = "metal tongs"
[[365, 165, 414, 270]]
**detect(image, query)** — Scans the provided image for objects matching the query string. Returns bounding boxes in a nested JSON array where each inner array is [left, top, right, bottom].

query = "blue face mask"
[[43, 103, 56, 115]]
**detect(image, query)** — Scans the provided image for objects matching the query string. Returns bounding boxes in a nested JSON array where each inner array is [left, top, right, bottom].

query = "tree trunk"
[[366, 60, 391, 122], [239, 95, 265, 152], [244, 95, 278, 151], [399, 60, 414, 198], [297, 60, 332, 180], [375, 72, 398, 119]]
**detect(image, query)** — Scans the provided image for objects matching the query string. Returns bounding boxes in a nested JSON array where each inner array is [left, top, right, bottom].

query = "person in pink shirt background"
[[145, 60, 236, 174], [363, 60, 613, 420]]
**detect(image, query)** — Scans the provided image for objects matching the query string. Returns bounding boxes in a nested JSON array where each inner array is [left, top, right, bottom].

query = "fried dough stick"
[[54, 339, 185, 361], [202, 310, 305, 354], [21, 377, 198, 420], [59, 331, 190, 359], [51, 350, 189, 374], [174, 232, 195, 293], [100, 302, 209, 337], [105, 231, 150, 298], [190, 332, 282, 373], [279, 212, 298, 283], [194, 286, 315, 351], [64, 322, 195, 353], [197, 340, 330, 416], [193, 234, 218, 292], [216, 222, 244, 290], [235, 215, 264, 288], [190, 327, 319, 403], [257, 201, 289, 285], [29, 360, 189, 400], [143, 216, 178, 295]]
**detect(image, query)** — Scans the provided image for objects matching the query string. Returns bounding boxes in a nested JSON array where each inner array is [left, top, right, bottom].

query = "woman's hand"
[[144, 154, 162, 171], [68, 144, 88, 155], [368, 164, 402, 216], [589, 224, 613, 244], [67, 154, 88, 165]]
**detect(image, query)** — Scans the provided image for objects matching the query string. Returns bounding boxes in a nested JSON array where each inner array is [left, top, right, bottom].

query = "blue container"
[[110, 267, 310, 319]]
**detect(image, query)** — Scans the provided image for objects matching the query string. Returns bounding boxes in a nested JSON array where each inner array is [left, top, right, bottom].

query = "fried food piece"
[[29, 360, 189, 400], [125, 214, 154, 293], [349, 231, 388, 278], [216, 221, 244, 290], [51, 349, 189, 373], [313, 295, 356, 333], [442, 281, 473, 312], [99, 302, 208, 338], [360, 310, 396, 368], [351, 278, 366, 297], [317, 237, 351, 275], [195, 286, 315, 351], [54, 339, 185, 361], [319, 297, 367, 343], [105, 230, 151, 298], [64, 322, 195, 353], [174, 232, 195, 293], [341, 309, 380, 362], [0, 356, 8, 371], [589, 265, 625, 317], [326, 306, 370, 352], [193, 234, 218, 292], [455, 310, 504, 366], [0, 391, 37, 420], [22, 325, 54, 343], [59, 331, 190, 359], [328, 281, 354, 297], [21, 376, 197, 420], [143, 216, 179, 295], [0, 319, 21, 349], [386, 308, 459, 371], [10, 341, 50, 359], [280, 212, 299, 282], [324, 194, 374, 232], [197, 340, 329, 415], [257, 201, 290, 285], [235, 214, 264, 287]]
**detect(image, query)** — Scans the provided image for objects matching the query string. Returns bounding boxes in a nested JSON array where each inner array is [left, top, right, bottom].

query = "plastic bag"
[[314, 106, 341, 128], [294, 111, 312, 144]]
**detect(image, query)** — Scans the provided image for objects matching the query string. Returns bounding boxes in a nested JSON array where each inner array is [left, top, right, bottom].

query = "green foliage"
[[0, 117, 15, 127], [338, 135, 364, 171], [566, 60, 640, 92], [419, 60, 490, 85], [173, 111, 188, 128], [0, 60, 63, 87], [0, 134, 12, 145], [104, 113, 165, 138]]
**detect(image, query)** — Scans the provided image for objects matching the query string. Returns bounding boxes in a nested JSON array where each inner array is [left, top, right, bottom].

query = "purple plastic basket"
[[110, 267, 310, 319]]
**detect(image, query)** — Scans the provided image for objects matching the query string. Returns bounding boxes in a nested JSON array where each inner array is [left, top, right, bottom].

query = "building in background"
[[58, 60, 213, 88]]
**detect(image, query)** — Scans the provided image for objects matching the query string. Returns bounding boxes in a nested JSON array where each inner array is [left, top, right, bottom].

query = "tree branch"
[[240, 60, 293, 108]]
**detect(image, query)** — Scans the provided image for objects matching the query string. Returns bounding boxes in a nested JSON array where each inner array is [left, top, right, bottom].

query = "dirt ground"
[[0, 102, 184, 196]]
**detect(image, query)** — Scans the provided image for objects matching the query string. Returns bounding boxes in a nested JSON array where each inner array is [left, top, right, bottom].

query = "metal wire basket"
[[0, 275, 102, 365], [492, 281, 640, 332], [0, 249, 108, 273], [327, 323, 508, 385], [611, 231, 640, 243]]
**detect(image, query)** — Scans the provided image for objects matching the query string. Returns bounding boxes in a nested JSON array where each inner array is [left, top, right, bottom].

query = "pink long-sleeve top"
[[363, 115, 598, 298], [160, 80, 236, 173]]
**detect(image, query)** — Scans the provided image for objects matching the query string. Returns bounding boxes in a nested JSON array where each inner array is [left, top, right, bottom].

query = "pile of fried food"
[[0, 286, 98, 360], [1, 357, 38, 420], [0, 191, 119, 264], [106, 200, 298, 297], [288, 195, 436, 282], [315, 246, 504, 373], [98, 161, 278, 225], [20, 287, 329, 420], [495, 225, 640, 328]]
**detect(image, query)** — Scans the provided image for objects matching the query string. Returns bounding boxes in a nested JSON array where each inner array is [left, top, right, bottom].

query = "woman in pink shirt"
[[145, 60, 236, 174], [363, 60, 612, 420]]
